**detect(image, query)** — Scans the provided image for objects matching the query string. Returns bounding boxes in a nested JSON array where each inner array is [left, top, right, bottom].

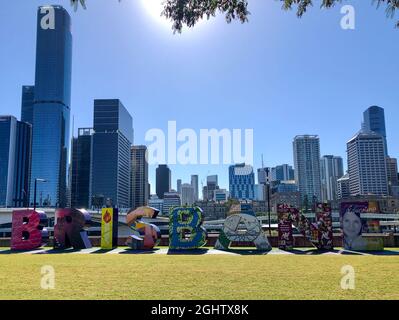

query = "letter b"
[[169, 207, 207, 250]]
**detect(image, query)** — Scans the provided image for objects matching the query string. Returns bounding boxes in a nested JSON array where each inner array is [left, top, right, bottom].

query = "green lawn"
[[0, 251, 398, 300]]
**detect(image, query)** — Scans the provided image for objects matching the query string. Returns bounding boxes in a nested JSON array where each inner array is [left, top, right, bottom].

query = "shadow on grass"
[[167, 248, 209, 255], [344, 250, 399, 256], [369, 250, 399, 256], [278, 248, 350, 255], [217, 249, 271, 255], [36, 248, 87, 254], [119, 248, 160, 255], [0, 249, 34, 254]]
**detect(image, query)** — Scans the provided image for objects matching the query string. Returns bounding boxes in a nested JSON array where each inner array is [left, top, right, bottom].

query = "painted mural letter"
[[169, 207, 207, 250], [101, 208, 118, 249], [11, 209, 48, 250], [53, 208, 92, 250], [215, 204, 271, 251], [126, 206, 161, 250]]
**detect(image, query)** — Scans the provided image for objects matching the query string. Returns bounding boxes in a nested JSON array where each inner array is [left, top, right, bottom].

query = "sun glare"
[[140, 0, 172, 28]]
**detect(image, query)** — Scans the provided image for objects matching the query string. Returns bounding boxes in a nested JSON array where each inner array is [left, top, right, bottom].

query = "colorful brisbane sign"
[[9, 204, 270, 252], [9, 202, 383, 252]]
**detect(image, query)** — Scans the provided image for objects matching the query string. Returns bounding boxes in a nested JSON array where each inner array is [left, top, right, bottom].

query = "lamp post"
[[33, 178, 47, 211]]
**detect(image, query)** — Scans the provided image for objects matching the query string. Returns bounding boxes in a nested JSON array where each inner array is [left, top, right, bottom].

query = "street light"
[[33, 178, 47, 211]]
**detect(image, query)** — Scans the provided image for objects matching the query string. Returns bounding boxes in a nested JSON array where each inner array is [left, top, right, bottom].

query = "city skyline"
[[0, 1, 398, 193]]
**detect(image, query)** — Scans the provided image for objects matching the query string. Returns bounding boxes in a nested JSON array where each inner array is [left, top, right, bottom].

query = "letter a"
[[40, 6, 55, 30]]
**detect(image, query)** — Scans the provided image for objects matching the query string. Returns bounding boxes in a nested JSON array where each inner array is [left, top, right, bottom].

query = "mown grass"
[[0, 252, 398, 300]]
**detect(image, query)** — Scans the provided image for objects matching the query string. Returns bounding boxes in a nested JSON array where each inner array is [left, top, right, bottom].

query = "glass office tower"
[[90, 100, 133, 209], [29, 6, 72, 207], [363, 106, 388, 156], [0, 116, 17, 207], [229, 163, 255, 200], [71, 128, 93, 208], [21, 86, 35, 125], [156, 164, 171, 199], [13, 121, 33, 207]]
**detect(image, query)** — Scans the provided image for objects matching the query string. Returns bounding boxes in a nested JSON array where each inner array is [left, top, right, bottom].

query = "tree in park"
[[70, 0, 399, 32]]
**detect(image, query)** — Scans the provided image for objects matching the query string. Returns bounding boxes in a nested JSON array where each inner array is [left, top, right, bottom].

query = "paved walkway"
[[2, 247, 397, 256]]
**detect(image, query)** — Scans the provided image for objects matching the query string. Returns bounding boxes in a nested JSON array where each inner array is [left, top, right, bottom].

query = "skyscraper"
[[131, 145, 149, 209], [293, 135, 322, 203], [21, 86, 35, 125], [254, 184, 265, 201], [181, 183, 195, 205], [71, 128, 93, 208], [272, 164, 295, 182], [229, 163, 255, 200], [0, 116, 17, 207], [13, 121, 32, 207], [176, 179, 182, 195], [347, 131, 388, 196], [337, 173, 350, 200], [320, 155, 344, 202], [191, 175, 199, 201], [156, 164, 171, 199], [203, 175, 219, 201], [90, 99, 133, 209], [386, 157, 399, 196], [257, 167, 271, 185], [29, 6, 72, 207], [363, 106, 388, 156]]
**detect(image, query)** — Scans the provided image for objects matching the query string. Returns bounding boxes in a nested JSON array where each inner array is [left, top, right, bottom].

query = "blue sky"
[[0, 0, 398, 192]]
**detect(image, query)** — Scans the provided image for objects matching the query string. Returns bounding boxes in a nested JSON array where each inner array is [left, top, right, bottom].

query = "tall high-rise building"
[[0, 116, 32, 207], [254, 184, 265, 201], [0, 116, 17, 207], [293, 135, 322, 202], [71, 128, 93, 208], [181, 183, 195, 206], [90, 99, 133, 209], [131, 145, 149, 209], [229, 163, 255, 200], [257, 167, 271, 185], [337, 173, 350, 200], [156, 164, 171, 199], [21, 86, 35, 125], [191, 175, 199, 201], [29, 6, 72, 207], [347, 131, 388, 196], [386, 157, 399, 196], [272, 164, 295, 182], [176, 179, 182, 195], [203, 175, 219, 201], [363, 106, 388, 156], [13, 121, 32, 207], [320, 155, 344, 202]]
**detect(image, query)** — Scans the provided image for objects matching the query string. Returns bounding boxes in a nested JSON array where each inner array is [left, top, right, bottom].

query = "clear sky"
[[1, 0, 398, 193]]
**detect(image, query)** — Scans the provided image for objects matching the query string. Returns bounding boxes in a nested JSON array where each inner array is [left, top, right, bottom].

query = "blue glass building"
[[29, 6, 72, 207], [21, 86, 35, 125], [90, 99, 133, 209], [71, 128, 93, 208], [273, 164, 295, 182], [156, 164, 171, 199], [229, 163, 255, 200], [0, 116, 17, 207], [13, 121, 32, 207], [363, 106, 388, 156]]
